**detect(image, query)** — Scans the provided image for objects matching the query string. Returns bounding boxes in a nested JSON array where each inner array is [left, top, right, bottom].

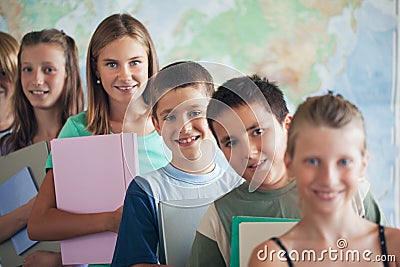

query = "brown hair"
[[86, 13, 159, 135], [0, 31, 19, 83], [2, 29, 84, 153], [148, 61, 214, 121], [287, 92, 366, 158]]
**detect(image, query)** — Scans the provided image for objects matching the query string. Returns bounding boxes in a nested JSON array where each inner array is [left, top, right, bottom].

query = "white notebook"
[[158, 198, 213, 267]]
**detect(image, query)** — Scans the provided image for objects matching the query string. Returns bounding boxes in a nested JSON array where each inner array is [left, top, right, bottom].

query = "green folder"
[[230, 216, 299, 267]]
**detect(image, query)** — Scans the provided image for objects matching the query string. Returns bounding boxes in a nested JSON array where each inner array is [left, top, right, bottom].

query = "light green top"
[[46, 111, 170, 175]]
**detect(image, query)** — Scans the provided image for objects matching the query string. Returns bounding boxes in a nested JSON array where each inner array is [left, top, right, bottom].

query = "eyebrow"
[[21, 61, 57, 66], [220, 135, 231, 144], [102, 56, 145, 62], [246, 124, 259, 132], [159, 103, 206, 116], [219, 123, 260, 144], [159, 109, 173, 118], [189, 103, 207, 109]]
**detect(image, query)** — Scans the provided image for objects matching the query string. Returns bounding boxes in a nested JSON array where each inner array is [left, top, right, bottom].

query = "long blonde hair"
[[86, 13, 159, 135]]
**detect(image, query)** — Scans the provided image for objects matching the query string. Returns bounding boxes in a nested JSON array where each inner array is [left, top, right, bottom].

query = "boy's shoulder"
[[131, 168, 166, 195], [214, 182, 248, 205], [214, 180, 298, 211]]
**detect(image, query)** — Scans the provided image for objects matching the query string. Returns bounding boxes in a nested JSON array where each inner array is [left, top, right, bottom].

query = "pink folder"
[[51, 133, 139, 264]]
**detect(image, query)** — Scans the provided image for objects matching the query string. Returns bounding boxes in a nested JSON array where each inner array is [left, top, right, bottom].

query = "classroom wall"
[[0, 0, 399, 226]]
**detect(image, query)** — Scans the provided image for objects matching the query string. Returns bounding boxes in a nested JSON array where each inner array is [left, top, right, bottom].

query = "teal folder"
[[230, 216, 299, 267], [0, 167, 38, 255]]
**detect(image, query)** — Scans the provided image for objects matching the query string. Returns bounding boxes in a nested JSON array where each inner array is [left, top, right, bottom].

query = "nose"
[[244, 137, 259, 159], [118, 65, 133, 81], [32, 70, 44, 86], [318, 163, 339, 186], [179, 119, 192, 134]]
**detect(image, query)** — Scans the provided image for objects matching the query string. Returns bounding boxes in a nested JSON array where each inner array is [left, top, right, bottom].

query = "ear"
[[361, 151, 370, 175], [151, 115, 162, 136], [284, 152, 294, 177], [283, 114, 292, 131]]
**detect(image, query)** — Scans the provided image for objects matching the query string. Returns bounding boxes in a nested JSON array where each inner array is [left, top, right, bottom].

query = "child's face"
[[285, 123, 368, 215], [152, 86, 214, 171], [20, 43, 66, 110], [96, 36, 148, 107], [213, 102, 289, 190], [0, 64, 15, 108]]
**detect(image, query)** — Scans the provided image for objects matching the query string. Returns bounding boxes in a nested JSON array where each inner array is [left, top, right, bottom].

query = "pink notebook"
[[51, 133, 139, 264]]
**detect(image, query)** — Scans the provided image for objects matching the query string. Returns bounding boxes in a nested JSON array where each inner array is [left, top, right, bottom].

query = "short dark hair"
[[149, 61, 214, 120], [207, 74, 289, 143]]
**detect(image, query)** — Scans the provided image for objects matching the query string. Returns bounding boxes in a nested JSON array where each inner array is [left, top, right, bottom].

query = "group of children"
[[0, 12, 398, 267]]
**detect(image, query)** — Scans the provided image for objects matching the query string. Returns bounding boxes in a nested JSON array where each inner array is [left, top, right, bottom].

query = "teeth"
[[316, 192, 336, 199], [117, 85, 136, 90], [32, 90, 46, 95], [179, 136, 196, 144], [249, 160, 266, 168]]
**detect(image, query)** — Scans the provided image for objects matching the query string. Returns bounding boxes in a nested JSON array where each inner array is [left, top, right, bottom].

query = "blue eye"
[[339, 159, 352, 166], [0, 70, 6, 77], [130, 60, 139, 66], [22, 67, 32, 72], [306, 158, 319, 166], [106, 62, 117, 68], [44, 67, 55, 73], [164, 114, 176, 121], [189, 110, 202, 117]]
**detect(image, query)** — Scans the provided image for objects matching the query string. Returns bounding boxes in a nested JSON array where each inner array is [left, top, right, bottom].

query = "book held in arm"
[[0, 166, 38, 255], [51, 132, 139, 265], [0, 141, 61, 267]]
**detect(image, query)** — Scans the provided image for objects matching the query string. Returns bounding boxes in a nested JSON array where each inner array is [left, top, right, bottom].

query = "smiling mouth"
[[176, 135, 200, 146], [115, 85, 137, 91], [30, 90, 49, 95], [313, 190, 343, 200], [247, 159, 267, 169]]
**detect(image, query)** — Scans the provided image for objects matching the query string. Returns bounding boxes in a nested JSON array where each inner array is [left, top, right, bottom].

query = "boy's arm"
[[187, 231, 226, 267], [112, 179, 161, 266], [363, 189, 390, 226]]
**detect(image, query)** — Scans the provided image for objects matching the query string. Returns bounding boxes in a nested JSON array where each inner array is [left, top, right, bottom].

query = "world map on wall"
[[1, 0, 398, 225]]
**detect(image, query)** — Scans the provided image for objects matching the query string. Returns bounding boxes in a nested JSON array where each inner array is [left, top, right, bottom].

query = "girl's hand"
[[22, 251, 62, 267], [108, 205, 123, 233]]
